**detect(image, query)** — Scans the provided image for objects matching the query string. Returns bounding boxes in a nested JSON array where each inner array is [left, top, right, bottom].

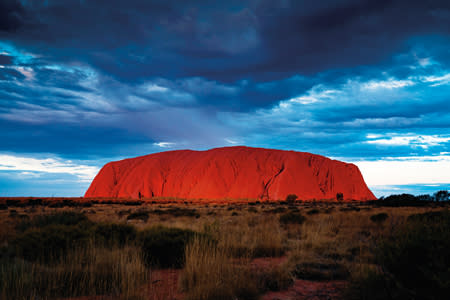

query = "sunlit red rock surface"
[[85, 146, 376, 202]]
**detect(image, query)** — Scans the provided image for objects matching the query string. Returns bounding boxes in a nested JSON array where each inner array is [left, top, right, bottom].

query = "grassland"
[[0, 198, 448, 299]]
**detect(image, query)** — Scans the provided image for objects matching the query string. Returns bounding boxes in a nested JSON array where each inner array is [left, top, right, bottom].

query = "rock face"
[[85, 146, 376, 201]]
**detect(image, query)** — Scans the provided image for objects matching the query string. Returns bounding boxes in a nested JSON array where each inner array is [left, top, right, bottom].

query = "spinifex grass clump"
[[279, 211, 306, 225], [348, 210, 450, 300], [138, 226, 198, 268], [127, 210, 150, 222], [11, 211, 138, 262], [0, 245, 148, 299], [180, 236, 260, 300], [180, 234, 293, 300], [1, 211, 149, 299], [216, 216, 286, 258], [369, 212, 388, 224], [16, 211, 91, 232]]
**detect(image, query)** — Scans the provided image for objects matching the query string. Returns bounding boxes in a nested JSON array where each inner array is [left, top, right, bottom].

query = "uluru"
[[85, 146, 375, 201]]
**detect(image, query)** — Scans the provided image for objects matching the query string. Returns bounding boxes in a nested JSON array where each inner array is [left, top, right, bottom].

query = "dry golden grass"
[[180, 236, 259, 300], [0, 200, 447, 299], [0, 244, 148, 299]]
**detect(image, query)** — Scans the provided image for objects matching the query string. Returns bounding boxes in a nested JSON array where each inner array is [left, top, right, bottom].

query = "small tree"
[[336, 192, 344, 202], [286, 194, 298, 203], [434, 190, 449, 202]]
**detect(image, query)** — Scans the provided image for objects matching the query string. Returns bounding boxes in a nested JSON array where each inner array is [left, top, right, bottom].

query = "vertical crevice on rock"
[[260, 163, 285, 200]]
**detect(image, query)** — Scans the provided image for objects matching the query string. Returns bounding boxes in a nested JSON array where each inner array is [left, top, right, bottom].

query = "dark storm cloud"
[[0, 0, 25, 32], [0, 68, 25, 80], [0, 54, 13, 65], [2, 0, 449, 84], [1, 0, 450, 196], [0, 118, 154, 158]]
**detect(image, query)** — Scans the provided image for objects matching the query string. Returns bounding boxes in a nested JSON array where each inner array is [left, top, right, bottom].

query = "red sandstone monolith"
[[85, 146, 376, 201]]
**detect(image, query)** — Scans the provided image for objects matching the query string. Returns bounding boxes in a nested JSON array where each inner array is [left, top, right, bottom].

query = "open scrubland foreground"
[[0, 199, 449, 300]]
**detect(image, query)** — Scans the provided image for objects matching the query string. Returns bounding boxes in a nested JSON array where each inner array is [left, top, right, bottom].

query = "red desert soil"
[[60, 258, 346, 300], [261, 279, 347, 300], [85, 146, 375, 202]]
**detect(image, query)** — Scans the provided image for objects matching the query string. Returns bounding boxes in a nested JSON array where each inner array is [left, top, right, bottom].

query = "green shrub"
[[138, 226, 197, 268], [279, 212, 306, 225], [370, 212, 388, 223]]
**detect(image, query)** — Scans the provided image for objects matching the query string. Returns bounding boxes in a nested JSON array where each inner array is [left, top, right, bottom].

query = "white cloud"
[[366, 134, 450, 149], [421, 73, 450, 87], [286, 87, 339, 105], [14, 66, 35, 81], [153, 142, 175, 148], [362, 78, 415, 90], [354, 155, 450, 186], [145, 83, 169, 92], [0, 154, 99, 182], [224, 138, 240, 144]]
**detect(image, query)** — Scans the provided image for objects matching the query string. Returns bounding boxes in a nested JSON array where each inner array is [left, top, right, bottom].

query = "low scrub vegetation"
[[0, 195, 448, 299], [139, 226, 197, 268], [279, 211, 306, 225], [348, 210, 450, 299], [369, 212, 388, 223], [0, 245, 147, 299]]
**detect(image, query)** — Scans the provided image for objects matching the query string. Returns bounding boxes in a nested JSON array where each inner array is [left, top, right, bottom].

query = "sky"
[[1, 0, 450, 197]]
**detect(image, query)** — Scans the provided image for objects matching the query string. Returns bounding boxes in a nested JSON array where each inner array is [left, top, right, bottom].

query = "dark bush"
[[12, 225, 91, 262], [351, 210, 450, 299], [151, 208, 200, 218], [306, 208, 320, 215], [279, 212, 306, 225], [434, 190, 450, 202], [17, 211, 91, 232], [127, 211, 149, 222], [265, 207, 286, 214], [123, 201, 143, 206], [27, 198, 43, 206], [373, 193, 439, 207], [34, 211, 88, 227], [370, 212, 388, 223], [378, 211, 450, 298], [293, 262, 349, 280], [248, 207, 258, 213], [407, 210, 449, 223], [138, 226, 196, 268], [94, 223, 137, 247], [340, 206, 360, 212], [286, 194, 298, 203], [6, 199, 22, 207]]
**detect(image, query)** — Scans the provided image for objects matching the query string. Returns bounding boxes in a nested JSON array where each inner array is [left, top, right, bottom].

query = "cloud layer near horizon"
[[1, 0, 450, 196]]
